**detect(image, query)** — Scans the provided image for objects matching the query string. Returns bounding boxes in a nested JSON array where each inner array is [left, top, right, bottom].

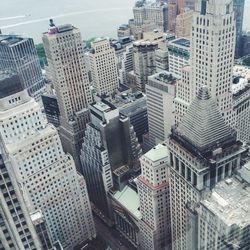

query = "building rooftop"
[[175, 87, 236, 152], [169, 38, 190, 48], [144, 143, 168, 162], [0, 71, 24, 98], [151, 71, 179, 85], [201, 175, 250, 227], [92, 102, 112, 113], [0, 35, 26, 46], [113, 185, 141, 220]]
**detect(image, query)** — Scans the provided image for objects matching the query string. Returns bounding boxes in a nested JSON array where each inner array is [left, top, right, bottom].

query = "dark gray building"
[[80, 101, 142, 218], [105, 91, 148, 143], [0, 35, 45, 100], [41, 94, 60, 127], [233, 0, 245, 58]]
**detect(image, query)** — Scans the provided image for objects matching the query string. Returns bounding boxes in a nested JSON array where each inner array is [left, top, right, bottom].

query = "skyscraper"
[[175, 9, 193, 39], [0, 145, 43, 250], [233, 0, 245, 58], [0, 35, 45, 101], [168, 0, 178, 32], [80, 100, 142, 217], [42, 22, 93, 169], [88, 38, 119, 97], [177, 0, 184, 14], [146, 71, 177, 146], [175, 0, 236, 127], [138, 143, 172, 250], [133, 41, 158, 92], [168, 87, 245, 250], [187, 167, 250, 249], [0, 71, 96, 249]]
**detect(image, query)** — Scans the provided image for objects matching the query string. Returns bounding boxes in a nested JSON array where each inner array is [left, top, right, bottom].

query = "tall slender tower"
[[168, 87, 245, 250], [0, 71, 96, 249], [138, 144, 172, 250], [175, 0, 236, 127], [0, 35, 45, 101], [42, 22, 93, 169]]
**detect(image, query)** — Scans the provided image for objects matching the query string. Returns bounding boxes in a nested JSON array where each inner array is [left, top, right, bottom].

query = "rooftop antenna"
[[49, 19, 55, 27]]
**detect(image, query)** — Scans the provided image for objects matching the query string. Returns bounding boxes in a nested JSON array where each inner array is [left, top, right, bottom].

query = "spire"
[[175, 86, 236, 152]]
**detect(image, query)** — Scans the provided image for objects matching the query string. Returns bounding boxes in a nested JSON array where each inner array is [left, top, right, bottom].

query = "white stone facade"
[[0, 87, 96, 249]]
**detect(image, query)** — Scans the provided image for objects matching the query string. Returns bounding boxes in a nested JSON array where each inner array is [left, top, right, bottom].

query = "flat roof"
[[0, 35, 26, 46], [144, 143, 168, 162], [170, 38, 190, 48], [201, 176, 250, 227], [113, 185, 141, 219]]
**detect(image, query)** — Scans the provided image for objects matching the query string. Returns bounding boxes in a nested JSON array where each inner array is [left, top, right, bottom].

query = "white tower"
[[175, 0, 236, 126], [138, 144, 172, 250], [0, 72, 96, 249]]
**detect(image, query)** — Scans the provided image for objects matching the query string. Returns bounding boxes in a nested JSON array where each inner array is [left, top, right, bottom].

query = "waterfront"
[[0, 0, 135, 43]]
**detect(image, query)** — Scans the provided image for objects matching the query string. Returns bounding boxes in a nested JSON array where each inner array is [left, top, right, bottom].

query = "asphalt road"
[[94, 214, 137, 250]]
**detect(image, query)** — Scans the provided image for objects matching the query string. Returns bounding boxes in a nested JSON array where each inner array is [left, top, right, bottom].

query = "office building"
[[106, 91, 148, 143], [177, 0, 184, 14], [241, 30, 250, 56], [233, 0, 245, 58], [155, 49, 169, 72], [146, 71, 178, 146], [175, 9, 193, 39], [42, 22, 93, 170], [174, 0, 237, 130], [0, 35, 45, 101], [0, 146, 42, 250], [184, 0, 195, 10], [133, 41, 158, 92], [133, 1, 168, 32], [187, 167, 250, 249], [110, 185, 141, 247], [0, 71, 96, 249], [232, 66, 250, 143], [89, 38, 119, 97], [41, 94, 60, 127], [80, 101, 142, 217], [119, 44, 133, 86], [168, 1, 177, 32], [168, 38, 190, 77], [138, 144, 172, 250], [117, 24, 131, 38], [167, 87, 245, 250]]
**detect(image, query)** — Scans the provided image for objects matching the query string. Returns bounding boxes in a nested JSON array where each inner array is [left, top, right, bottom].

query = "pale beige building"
[[42, 23, 93, 170], [175, 9, 193, 39], [88, 38, 119, 97]]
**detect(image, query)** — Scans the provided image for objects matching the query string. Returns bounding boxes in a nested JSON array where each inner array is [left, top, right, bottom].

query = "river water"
[[0, 0, 249, 43], [0, 0, 135, 43]]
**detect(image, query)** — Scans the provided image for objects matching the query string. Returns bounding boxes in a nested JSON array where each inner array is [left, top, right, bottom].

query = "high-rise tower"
[[0, 144, 43, 250], [80, 100, 142, 217], [0, 35, 45, 101], [0, 71, 96, 249], [168, 87, 245, 250], [42, 22, 93, 169], [138, 143, 172, 250], [233, 0, 245, 58], [88, 38, 119, 97], [175, 0, 236, 127]]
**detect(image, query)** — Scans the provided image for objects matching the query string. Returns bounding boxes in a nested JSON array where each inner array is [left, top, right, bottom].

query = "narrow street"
[[94, 214, 137, 250]]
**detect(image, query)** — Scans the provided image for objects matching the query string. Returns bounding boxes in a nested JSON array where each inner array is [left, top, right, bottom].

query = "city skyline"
[[0, 0, 250, 250]]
